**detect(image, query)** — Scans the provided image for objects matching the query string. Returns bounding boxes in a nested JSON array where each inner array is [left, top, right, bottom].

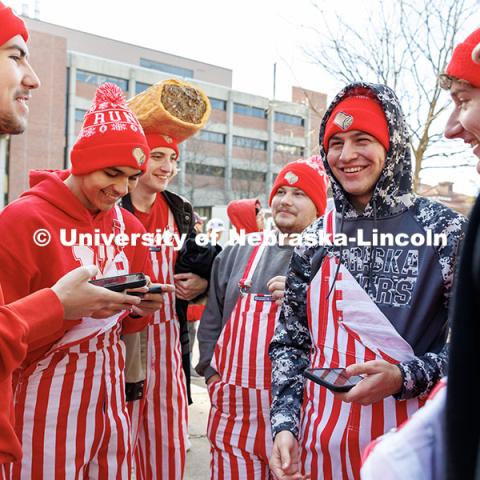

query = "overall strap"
[[112, 205, 126, 252], [323, 208, 336, 236], [238, 236, 268, 291]]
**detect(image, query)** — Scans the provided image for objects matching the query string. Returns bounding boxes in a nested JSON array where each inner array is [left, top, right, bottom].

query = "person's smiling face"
[[326, 130, 386, 210], [0, 35, 40, 134], [444, 80, 480, 171], [76, 166, 142, 212], [138, 146, 178, 193], [271, 186, 317, 234]]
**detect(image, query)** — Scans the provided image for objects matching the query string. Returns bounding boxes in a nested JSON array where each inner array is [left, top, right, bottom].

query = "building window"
[[135, 82, 151, 94], [275, 143, 304, 156], [75, 109, 87, 123], [186, 163, 225, 177], [76, 70, 128, 91], [209, 97, 227, 111], [232, 168, 266, 182], [197, 130, 226, 144], [274, 112, 305, 127], [233, 103, 267, 119], [140, 58, 194, 78], [233, 136, 267, 151]]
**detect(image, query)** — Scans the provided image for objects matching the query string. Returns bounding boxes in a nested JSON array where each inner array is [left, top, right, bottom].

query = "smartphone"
[[89, 273, 147, 292], [304, 367, 363, 392], [127, 285, 163, 297]]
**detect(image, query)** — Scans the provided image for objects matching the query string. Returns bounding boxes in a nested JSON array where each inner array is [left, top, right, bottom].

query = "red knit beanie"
[[269, 156, 329, 216], [0, 2, 28, 46], [145, 133, 179, 158], [445, 29, 480, 88], [323, 96, 390, 152], [71, 83, 150, 175]]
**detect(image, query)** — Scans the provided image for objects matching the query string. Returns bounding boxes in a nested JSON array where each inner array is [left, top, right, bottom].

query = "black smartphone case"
[[303, 368, 356, 393]]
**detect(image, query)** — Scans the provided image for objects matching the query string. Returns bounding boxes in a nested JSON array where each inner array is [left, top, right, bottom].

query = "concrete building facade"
[[2, 17, 327, 214]]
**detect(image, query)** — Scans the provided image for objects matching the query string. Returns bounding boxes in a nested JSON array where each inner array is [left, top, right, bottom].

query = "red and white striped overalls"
[[300, 209, 424, 480], [129, 209, 189, 479], [5, 206, 133, 480], [208, 242, 279, 479]]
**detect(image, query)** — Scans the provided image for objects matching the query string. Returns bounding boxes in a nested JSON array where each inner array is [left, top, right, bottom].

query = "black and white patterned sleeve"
[[396, 344, 449, 399], [269, 224, 320, 439], [414, 198, 467, 306], [397, 199, 466, 399]]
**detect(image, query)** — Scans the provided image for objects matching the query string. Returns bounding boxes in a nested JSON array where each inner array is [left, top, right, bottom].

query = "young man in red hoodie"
[[0, 82, 171, 479], [0, 1, 146, 473]]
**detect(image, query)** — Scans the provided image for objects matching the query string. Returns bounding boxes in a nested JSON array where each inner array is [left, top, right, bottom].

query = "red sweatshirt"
[[226, 198, 260, 234], [0, 170, 153, 464], [0, 169, 153, 365], [132, 193, 179, 272]]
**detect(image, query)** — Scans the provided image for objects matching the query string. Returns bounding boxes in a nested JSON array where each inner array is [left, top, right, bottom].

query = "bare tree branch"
[[306, 0, 475, 190], [422, 163, 477, 169]]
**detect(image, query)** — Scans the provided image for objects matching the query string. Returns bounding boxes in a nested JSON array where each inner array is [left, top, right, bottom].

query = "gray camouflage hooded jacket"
[[269, 82, 466, 439]]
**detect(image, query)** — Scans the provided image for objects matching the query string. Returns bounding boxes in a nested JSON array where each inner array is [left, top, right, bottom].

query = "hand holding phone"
[[127, 283, 174, 316], [304, 367, 363, 392]]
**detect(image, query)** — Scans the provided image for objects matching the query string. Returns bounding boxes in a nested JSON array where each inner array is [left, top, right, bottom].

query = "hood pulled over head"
[[319, 82, 413, 219], [227, 198, 261, 234]]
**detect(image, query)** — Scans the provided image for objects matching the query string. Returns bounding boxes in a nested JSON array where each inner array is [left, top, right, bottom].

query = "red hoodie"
[[226, 198, 260, 234], [0, 170, 154, 465], [0, 169, 153, 365]]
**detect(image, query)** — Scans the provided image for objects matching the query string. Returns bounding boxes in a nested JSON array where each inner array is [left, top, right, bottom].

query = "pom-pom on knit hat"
[[71, 83, 149, 175]]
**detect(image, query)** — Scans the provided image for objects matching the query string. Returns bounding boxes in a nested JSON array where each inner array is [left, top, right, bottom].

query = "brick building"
[[0, 17, 327, 215]]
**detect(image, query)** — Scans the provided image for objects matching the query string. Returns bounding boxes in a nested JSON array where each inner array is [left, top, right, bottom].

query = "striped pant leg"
[[127, 395, 145, 466], [134, 321, 188, 479], [301, 385, 394, 480], [10, 336, 131, 480], [9, 349, 105, 480], [89, 338, 131, 479], [0, 463, 10, 480], [207, 382, 272, 480], [210, 445, 270, 480], [301, 389, 355, 480]]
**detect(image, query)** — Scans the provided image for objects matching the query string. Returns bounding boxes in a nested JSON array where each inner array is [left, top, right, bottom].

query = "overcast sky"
[[10, 0, 480, 194], [15, 0, 334, 99]]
